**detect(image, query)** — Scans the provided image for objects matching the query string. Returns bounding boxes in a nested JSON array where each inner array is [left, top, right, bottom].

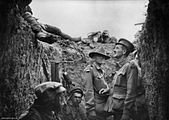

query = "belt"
[[113, 86, 126, 95]]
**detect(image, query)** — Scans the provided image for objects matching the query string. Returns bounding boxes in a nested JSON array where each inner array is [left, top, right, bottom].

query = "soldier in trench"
[[19, 81, 66, 120], [83, 47, 110, 120], [22, 6, 81, 44], [59, 87, 88, 120], [101, 38, 147, 120]]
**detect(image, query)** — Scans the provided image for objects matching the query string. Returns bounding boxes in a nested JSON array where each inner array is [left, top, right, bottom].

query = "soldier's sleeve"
[[22, 11, 42, 32], [83, 65, 95, 114], [123, 62, 138, 117], [41, 24, 62, 36], [19, 109, 41, 120]]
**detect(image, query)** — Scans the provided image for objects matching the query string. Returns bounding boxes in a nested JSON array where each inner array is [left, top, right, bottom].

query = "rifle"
[[51, 60, 60, 82], [62, 71, 75, 94], [50, 59, 77, 83]]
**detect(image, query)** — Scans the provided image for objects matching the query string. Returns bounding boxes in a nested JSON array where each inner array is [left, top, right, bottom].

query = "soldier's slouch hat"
[[89, 47, 110, 60]]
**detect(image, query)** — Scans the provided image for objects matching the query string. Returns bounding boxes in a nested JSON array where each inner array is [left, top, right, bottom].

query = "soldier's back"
[[19, 107, 42, 120]]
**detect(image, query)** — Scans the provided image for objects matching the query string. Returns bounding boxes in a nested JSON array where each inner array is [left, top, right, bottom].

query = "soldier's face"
[[71, 92, 82, 105], [113, 44, 126, 59]]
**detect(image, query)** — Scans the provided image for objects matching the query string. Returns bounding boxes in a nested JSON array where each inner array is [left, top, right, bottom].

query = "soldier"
[[100, 30, 110, 43], [22, 6, 81, 44], [102, 38, 146, 120], [98, 30, 117, 44], [19, 81, 66, 120], [60, 87, 88, 120], [83, 47, 110, 120]]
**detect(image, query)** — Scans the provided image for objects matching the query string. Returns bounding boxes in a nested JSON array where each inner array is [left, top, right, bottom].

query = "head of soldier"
[[35, 82, 66, 112], [113, 38, 135, 59], [69, 87, 84, 106], [89, 47, 110, 65], [102, 30, 109, 38]]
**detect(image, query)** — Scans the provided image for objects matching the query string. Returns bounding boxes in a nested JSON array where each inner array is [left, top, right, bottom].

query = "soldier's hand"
[[99, 88, 109, 94], [32, 24, 42, 32]]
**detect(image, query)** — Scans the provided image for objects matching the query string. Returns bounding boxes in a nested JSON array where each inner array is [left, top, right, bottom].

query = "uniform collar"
[[116, 56, 129, 68], [93, 62, 102, 70], [68, 100, 79, 107]]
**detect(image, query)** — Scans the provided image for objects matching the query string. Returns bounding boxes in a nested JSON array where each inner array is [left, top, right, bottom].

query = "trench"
[[0, 0, 169, 120]]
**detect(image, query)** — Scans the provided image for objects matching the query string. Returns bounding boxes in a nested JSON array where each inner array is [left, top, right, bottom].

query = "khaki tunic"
[[105, 59, 145, 120], [83, 63, 109, 116], [60, 101, 88, 120]]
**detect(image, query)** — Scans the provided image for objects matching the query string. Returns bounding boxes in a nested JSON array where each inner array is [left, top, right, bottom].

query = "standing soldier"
[[19, 81, 66, 120], [60, 87, 88, 120], [83, 47, 110, 120], [102, 38, 146, 120]]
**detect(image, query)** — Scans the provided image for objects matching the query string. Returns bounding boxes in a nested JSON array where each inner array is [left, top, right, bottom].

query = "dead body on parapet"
[[22, 6, 81, 44]]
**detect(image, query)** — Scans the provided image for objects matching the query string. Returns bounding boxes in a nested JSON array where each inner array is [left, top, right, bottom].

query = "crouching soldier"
[[59, 87, 88, 120], [19, 81, 66, 120]]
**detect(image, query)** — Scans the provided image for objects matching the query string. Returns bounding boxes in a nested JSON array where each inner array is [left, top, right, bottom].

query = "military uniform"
[[60, 101, 87, 120], [102, 38, 149, 120], [19, 101, 58, 120], [105, 57, 145, 120], [130, 59, 149, 120], [59, 87, 88, 120], [19, 82, 66, 120], [84, 62, 109, 120]]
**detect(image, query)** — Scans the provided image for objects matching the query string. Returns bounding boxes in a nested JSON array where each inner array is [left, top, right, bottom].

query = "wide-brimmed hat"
[[89, 47, 110, 60], [35, 82, 66, 98], [116, 38, 135, 53]]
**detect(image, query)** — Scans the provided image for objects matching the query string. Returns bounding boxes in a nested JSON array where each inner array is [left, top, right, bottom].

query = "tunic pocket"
[[104, 95, 125, 112], [111, 96, 124, 110], [115, 71, 126, 86]]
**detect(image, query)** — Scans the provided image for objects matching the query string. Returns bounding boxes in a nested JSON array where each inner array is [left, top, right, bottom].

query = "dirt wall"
[[139, 0, 169, 119], [0, 0, 61, 117]]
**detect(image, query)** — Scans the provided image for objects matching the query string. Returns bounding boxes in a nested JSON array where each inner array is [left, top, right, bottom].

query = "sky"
[[30, 0, 148, 42]]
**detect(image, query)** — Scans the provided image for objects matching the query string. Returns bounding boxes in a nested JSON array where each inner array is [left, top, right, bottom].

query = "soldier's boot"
[[60, 32, 81, 42], [70, 37, 81, 42], [36, 31, 58, 44]]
